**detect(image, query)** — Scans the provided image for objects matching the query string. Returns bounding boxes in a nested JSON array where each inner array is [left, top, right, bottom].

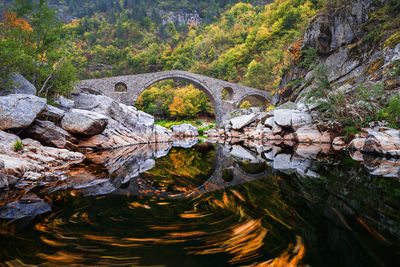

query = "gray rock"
[[0, 73, 36, 96], [0, 194, 51, 219], [230, 114, 257, 130], [56, 95, 75, 111], [295, 125, 331, 144], [39, 104, 65, 122], [291, 110, 313, 129], [171, 123, 199, 137], [274, 109, 292, 127], [61, 109, 108, 136], [223, 109, 251, 121], [0, 94, 46, 130], [75, 179, 116, 197], [73, 93, 154, 129], [264, 117, 275, 128], [361, 129, 400, 157], [22, 120, 76, 149], [154, 125, 172, 143], [256, 112, 269, 123]]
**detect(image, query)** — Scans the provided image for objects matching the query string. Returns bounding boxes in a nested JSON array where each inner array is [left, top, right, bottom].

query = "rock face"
[[0, 94, 46, 130], [272, 0, 399, 108], [0, 73, 36, 96], [171, 123, 199, 137], [21, 120, 76, 149], [61, 109, 109, 136]]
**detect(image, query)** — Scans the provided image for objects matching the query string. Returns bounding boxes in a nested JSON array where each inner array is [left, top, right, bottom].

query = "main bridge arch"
[[76, 70, 271, 124], [134, 72, 224, 123]]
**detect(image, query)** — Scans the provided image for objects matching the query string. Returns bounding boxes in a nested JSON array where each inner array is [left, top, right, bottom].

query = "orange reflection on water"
[[37, 250, 84, 265], [190, 219, 267, 264], [252, 236, 306, 267]]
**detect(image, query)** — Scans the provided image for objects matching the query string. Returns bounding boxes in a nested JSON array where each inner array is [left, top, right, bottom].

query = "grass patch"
[[13, 140, 23, 152]]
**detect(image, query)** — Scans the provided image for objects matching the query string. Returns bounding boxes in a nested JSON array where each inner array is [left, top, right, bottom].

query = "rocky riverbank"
[[206, 103, 400, 160], [0, 77, 199, 189]]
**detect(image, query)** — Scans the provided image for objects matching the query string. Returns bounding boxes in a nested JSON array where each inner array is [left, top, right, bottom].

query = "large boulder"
[[230, 114, 257, 130], [72, 93, 155, 129], [0, 73, 36, 96], [295, 125, 331, 144], [22, 120, 77, 149], [361, 129, 400, 157], [273, 109, 292, 127], [61, 109, 108, 136], [171, 123, 198, 137], [273, 109, 313, 129], [0, 94, 46, 130], [154, 125, 172, 143]]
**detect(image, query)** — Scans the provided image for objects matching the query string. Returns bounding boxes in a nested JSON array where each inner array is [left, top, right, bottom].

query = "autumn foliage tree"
[[0, 0, 77, 99]]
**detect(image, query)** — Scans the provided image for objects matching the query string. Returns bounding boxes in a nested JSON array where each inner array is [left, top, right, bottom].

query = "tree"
[[169, 95, 185, 118], [1, 0, 78, 99]]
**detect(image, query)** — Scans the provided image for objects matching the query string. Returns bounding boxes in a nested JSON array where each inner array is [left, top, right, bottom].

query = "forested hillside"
[[61, 0, 320, 93]]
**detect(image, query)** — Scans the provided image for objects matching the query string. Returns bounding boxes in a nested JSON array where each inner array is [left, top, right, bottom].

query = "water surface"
[[0, 141, 399, 266]]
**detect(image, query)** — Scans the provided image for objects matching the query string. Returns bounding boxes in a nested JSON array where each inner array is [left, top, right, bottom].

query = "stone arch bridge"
[[76, 70, 270, 124]]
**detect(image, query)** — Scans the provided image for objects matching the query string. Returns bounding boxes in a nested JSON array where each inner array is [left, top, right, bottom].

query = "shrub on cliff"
[[378, 95, 400, 129]]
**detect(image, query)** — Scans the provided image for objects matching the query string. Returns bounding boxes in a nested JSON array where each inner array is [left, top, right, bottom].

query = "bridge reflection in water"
[[68, 140, 271, 199]]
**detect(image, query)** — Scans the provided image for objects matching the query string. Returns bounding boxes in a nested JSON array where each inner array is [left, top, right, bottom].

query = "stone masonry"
[[76, 70, 270, 124]]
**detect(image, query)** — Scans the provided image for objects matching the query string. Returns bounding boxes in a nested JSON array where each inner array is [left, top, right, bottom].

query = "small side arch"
[[222, 87, 234, 101], [234, 92, 270, 110], [115, 82, 128, 93]]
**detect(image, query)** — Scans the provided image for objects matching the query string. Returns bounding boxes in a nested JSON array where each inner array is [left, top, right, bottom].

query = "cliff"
[[272, 0, 400, 119]]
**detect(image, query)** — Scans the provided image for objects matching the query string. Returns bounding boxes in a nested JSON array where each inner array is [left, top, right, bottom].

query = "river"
[[0, 140, 399, 266]]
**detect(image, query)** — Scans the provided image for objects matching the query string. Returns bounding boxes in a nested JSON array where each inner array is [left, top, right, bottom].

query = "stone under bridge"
[[76, 70, 270, 124]]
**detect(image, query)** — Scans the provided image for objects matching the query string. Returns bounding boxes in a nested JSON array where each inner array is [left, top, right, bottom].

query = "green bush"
[[378, 95, 400, 129], [13, 140, 23, 152], [198, 123, 216, 135], [387, 0, 400, 15]]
